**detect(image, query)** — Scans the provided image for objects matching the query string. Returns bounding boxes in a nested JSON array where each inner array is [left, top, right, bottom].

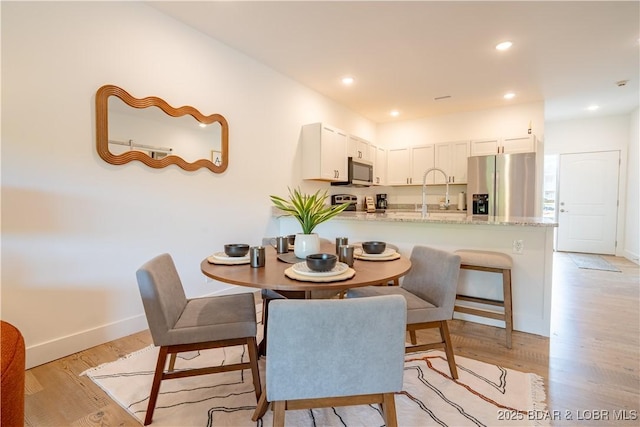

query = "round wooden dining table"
[[200, 242, 412, 298], [201, 241, 411, 356]]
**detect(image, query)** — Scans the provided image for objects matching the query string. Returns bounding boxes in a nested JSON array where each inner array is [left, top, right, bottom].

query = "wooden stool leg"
[[409, 330, 417, 345], [168, 353, 177, 371], [502, 268, 513, 349]]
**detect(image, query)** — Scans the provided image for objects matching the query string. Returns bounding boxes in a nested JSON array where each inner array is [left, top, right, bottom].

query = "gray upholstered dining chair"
[[252, 295, 407, 427], [136, 253, 261, 425], [347, 245, 462, 379]]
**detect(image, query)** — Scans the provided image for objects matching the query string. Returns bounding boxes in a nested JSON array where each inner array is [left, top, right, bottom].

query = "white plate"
[[292, 261, 349, 277], [211, 251, 250, 261], [354, 248, 396, 258]]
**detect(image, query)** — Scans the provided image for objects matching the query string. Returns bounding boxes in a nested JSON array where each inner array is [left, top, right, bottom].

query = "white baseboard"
[[25, 286, 259, 369], [623, 249, 639, 265], [25, 314, 148, 369]]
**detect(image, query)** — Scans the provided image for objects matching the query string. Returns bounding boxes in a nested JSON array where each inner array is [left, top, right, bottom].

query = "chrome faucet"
[[421, 167, 450, 218]]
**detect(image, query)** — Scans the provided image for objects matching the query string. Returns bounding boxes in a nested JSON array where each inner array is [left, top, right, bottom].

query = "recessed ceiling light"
[[586, 105, 600, 111], [504, 92, 516, 99], [341, 76, 355, 85], [390, 110, 400, 117], [199, 123, 207, 128], [496, 41, 513, 51]]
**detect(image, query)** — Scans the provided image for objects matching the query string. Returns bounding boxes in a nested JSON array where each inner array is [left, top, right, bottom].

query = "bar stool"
[[453, 249, 513, 348]]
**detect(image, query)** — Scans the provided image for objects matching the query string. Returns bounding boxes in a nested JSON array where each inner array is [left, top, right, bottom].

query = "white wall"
[[377, 102, 544, 149], [545, 113, 634, 259], [1, 2, 375, 368], [625, 108, 639, 263]]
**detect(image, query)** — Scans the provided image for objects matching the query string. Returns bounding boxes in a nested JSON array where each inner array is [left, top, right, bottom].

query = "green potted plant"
[[270, 187, 351, 258]]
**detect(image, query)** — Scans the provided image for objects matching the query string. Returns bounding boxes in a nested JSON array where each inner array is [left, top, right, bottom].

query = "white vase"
[[294, 233, 321, 259]]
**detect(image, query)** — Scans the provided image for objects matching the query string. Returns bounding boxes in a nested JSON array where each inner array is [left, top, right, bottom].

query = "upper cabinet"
[[301, 123, 348, 181], [501, 135, 537, 154], [434, 140, 470, 184], [411, 144, 436, 184], [387, 145, 435, 185], [347, 134, 372, 161], [371, 144, 387, 185], [470, 135, 536, 156], [386, 147, 411, 185]]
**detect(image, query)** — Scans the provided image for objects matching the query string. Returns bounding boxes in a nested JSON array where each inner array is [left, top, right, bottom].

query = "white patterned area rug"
[[82, 345, 548, 426]]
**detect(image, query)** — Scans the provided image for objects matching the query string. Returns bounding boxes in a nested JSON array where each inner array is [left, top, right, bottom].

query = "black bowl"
[[224, 244, 250, 257], [306, 253, 337, 272], [362, 241, 386, 254]]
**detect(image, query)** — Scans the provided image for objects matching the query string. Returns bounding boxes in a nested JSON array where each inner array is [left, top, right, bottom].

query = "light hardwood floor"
[[23, 252, 639, 426]]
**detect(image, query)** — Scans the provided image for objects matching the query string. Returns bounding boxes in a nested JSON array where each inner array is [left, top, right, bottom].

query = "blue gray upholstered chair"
[[258, 237, 336, 355], [136, 253, 261, 425], [252, 295, 406, 427], [347, 245, 461, 379]]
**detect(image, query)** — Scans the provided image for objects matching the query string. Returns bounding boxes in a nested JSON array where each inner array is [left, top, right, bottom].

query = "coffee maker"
[[376, 194, 388, 211]]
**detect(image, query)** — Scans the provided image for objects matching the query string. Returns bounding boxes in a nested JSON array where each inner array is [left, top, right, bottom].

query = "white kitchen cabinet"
[[410, 144, 435, 184], [435, 140, 470, 184], [501, 135, 536, 154], [470, 137, 500, 156], [347, 134, 371, 161], [372, 144, 387, 185], [301, 123, 348, 181], [386, 147, 411, 185], [387, 145, 435, 185], [470, 135, 536, 156]]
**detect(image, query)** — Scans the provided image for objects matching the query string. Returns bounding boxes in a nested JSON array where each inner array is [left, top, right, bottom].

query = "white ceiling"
[[149, 1, 639, 124]]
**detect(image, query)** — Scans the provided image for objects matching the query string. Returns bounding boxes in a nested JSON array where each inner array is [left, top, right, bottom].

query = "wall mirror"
[[96, 85, 228, 173]]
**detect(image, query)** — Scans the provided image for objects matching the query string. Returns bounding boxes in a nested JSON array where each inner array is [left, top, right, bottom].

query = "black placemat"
[[277, 252, 306, 264]]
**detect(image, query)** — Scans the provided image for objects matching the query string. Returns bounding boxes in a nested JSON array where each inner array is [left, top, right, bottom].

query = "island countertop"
[[273, 208, 556, 337], [332, 210, 558, 227]]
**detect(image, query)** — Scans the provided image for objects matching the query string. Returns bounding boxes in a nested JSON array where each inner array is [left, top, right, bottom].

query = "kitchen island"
[[274, 210, 557, 337]]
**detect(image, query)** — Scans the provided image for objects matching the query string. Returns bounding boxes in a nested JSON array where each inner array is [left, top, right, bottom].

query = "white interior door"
[[557, 151, 620, 254]]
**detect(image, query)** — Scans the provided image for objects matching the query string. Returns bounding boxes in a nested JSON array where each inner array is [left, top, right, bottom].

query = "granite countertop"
[[332, 210, 558, 227]]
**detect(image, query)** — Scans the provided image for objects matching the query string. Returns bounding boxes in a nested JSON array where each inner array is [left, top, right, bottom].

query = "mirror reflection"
[[96, 85, 228, 173]]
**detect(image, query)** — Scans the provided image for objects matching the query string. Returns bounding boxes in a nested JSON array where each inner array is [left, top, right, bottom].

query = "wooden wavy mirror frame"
[[96, 84, 229, 173]]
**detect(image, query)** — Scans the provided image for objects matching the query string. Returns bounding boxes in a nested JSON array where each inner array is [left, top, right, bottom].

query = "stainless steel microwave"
[[331, 157, 373, 187]]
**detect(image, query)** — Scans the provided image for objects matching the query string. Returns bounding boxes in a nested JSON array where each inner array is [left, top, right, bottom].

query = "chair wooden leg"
[[145, 346, 169, 425], [409, 330, 417, 345], [272, 400, 286, 427], [439, 321, 458, 379], [252, 388, 269, 421], [247, 337, 262, 401], [381, 393, 398, 427], [168, 353, 177, 372]]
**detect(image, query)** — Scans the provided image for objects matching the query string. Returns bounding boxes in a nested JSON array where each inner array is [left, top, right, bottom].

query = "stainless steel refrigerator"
[[466, 153, 536, 218]]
